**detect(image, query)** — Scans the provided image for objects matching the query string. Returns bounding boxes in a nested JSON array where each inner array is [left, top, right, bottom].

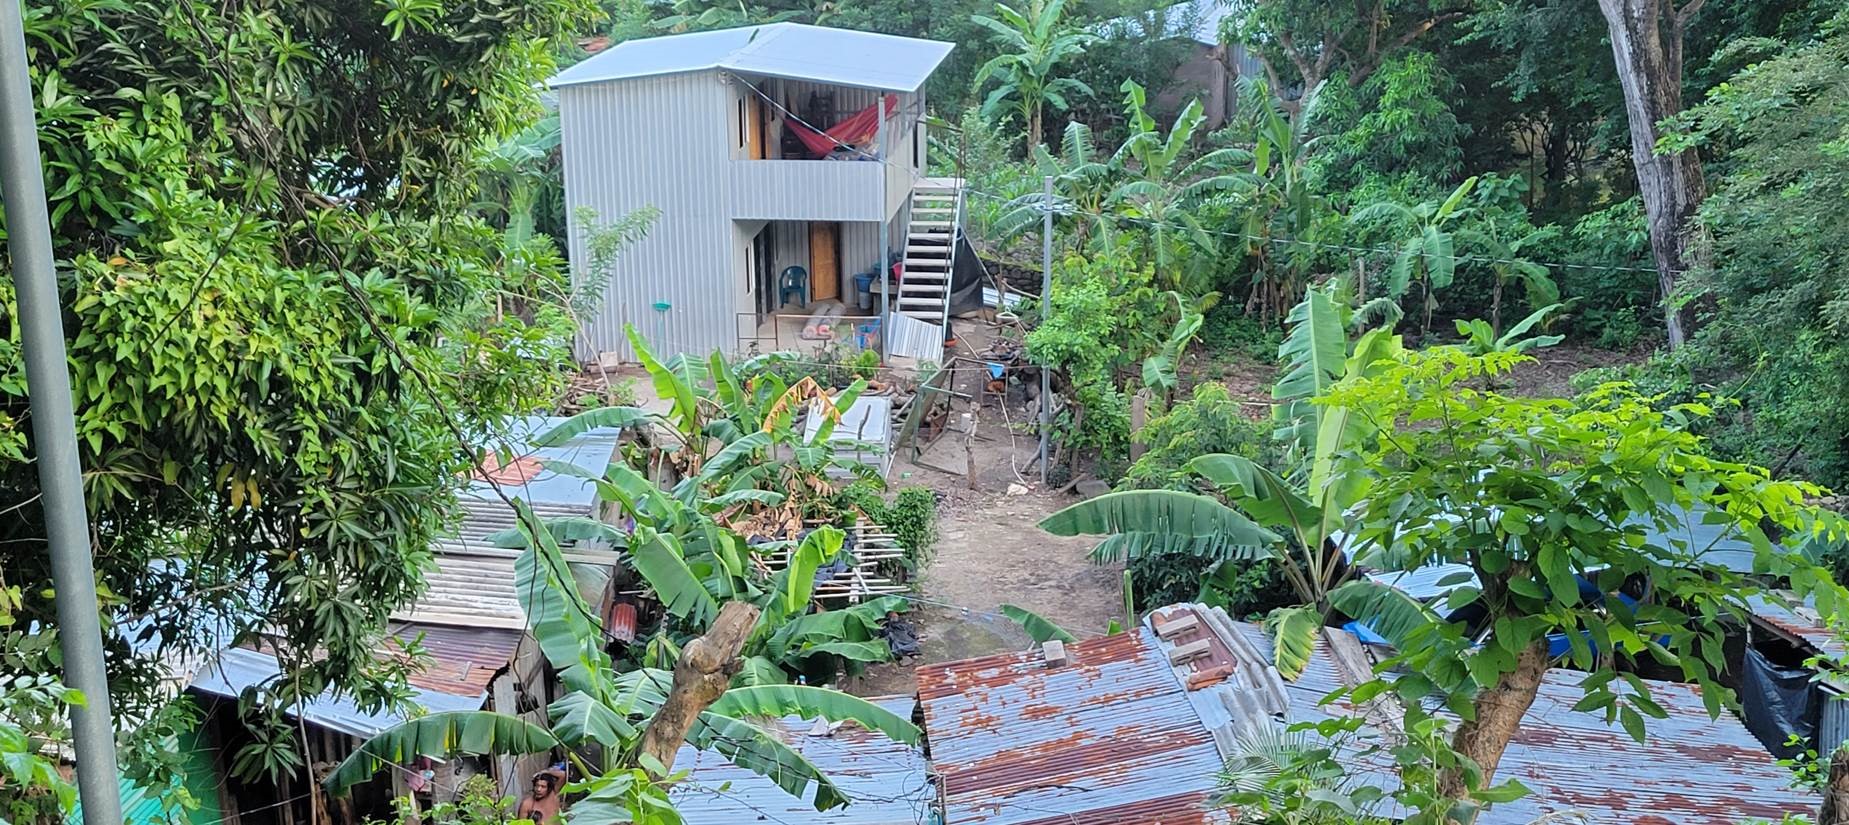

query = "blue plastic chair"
[[779, 266, 810, 308]]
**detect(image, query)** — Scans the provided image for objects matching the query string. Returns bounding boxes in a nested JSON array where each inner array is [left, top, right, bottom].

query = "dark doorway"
[[753, 225, 776, 324]]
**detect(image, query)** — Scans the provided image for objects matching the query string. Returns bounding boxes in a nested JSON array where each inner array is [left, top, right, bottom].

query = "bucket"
[[853, 272, 875, 310]]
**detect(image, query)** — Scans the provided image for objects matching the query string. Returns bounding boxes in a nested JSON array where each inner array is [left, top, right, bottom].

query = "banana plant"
[[328, 507, 919, 814], [1349, 177, 1478, 336], [1110, 81, 1251, 291], [1041, 284, 1431, 678], [971, 0, 1098, 153]]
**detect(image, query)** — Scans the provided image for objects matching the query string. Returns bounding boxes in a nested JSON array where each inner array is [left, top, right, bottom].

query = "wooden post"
[[1129, 390, 1148, 462], [637, 602, 762, 775], [963, 413, 980, 491]]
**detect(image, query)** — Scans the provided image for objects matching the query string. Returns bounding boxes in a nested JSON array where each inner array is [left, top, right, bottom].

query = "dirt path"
[[848, 401, 1123, 697]]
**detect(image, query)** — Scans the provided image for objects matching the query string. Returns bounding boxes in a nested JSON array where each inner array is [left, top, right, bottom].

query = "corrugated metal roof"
[[668, 695, 930, 823], [401, 416, 624, 628], [550, 23, 954, 93], [915, 630, 1232, 824], [1747, 591, 1846, 659], [467, 415, 621, 512], [1174, 606, 1811, 825], [189, 648, 482, 739], [385, 622, 525, 697], [918, 603, 1811, 825]]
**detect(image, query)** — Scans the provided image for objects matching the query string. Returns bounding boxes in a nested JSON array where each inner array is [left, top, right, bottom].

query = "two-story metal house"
[[551, 24, 958, 362]]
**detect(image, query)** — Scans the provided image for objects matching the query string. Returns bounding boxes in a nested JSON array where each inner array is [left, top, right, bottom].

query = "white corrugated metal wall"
[[561, 70, 925, 361], [561, 72, 735, 362]]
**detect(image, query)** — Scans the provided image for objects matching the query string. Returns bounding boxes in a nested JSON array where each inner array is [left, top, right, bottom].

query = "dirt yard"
[[848, 335, 1125, 696]]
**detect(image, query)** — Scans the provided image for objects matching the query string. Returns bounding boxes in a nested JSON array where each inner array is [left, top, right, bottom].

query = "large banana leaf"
[[1040, 490, 1280, 563], [534, 406, 655, 447], [794, 640, 894, 662], [1272, 286, 1346, 453], [513, 501, 612, 693], [632, 528, 720, 624], [775, 527, 844, 618], [325, 712, 557, 796], [1000, 604, 1078, 644], [688, 712, 851, 810], [626, 324, 706, 434], [549, 689, 636, 747], [1187, 454, 1319, 541], [707, 684, 920, 745], [488, 515, 627, 549], [1328, 579, 1442, 650], [765, 596, 907, 660], [686, 431, 774, 490], [1264, 604, 1323, 681]]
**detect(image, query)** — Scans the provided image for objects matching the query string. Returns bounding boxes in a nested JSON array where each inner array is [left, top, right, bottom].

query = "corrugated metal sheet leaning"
[[917, 602, 1813, 824], [668, 695, 930, 823]]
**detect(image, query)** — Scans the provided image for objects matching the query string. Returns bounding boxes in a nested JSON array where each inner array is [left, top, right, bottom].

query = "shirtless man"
[[515, 769, 566, 824]]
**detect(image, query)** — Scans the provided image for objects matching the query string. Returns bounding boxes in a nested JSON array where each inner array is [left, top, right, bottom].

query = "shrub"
[[1121, 383, 1274, 490]]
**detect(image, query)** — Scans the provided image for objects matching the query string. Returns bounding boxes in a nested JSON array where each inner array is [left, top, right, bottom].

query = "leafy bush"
[[1122, 383, 1274, 489], [1198, 303, 1283, 360], [835, 483, 939, 576], [1130, 552, 1298, 618]]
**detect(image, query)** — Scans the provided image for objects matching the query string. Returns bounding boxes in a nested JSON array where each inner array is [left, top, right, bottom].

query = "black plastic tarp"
[[1742, 645, 1818, 757]]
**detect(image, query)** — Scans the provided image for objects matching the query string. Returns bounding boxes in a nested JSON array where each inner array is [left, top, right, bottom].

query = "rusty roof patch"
[[917, 627, 1231, 824], [384, 622, 522, 698]]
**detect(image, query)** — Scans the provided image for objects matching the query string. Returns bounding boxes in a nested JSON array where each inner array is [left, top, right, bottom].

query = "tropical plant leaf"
[[632, 529, 720, 625], [533, 406, 654, 447], [1187, 454, 1319, 540], [513, 501, 612, 692], [706, 685, 920, 745], [1272, 285, 1346, 453], [999, 604, 1078, 643], [326, 712, 557, 796], [687, 712, 850, 810], [1042, 491, 1280, 561], [1328, 579, 1442, 650], [549, 690, 636, 747], [1264, 604, 1323, 681], [775, 526, 844, 618]]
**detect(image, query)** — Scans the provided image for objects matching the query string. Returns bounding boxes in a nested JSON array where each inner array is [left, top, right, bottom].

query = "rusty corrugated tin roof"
[[918, 603, 1812, 825], [1748, 591, 1846, 659], [383, 622, 524, 698], [916, 630, 1232, 824]]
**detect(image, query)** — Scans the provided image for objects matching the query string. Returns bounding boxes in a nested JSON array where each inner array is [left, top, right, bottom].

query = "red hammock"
[[788, 94, 898, 158]]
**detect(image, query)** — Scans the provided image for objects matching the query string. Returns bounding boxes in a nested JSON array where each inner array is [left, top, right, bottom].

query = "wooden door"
[[809, 222, 840, 302], [746, 95, 766, 160]]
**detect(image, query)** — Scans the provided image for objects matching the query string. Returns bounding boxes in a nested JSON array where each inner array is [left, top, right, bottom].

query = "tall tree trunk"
[[1439, 642, 1550, 800], [636, 601, 760, 775], [1596, 0, 1708, 349]]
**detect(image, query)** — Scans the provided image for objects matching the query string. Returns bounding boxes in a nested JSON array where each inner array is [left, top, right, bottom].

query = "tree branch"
[[1348, 11, 1467, 87], [1674, 0, 1709, 30]]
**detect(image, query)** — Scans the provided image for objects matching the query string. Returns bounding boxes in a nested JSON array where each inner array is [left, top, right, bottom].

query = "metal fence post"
[[0, 2, 124, 822]]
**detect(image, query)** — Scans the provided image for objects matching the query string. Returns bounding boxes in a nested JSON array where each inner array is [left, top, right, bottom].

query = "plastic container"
[[853, 272, 875, 310]]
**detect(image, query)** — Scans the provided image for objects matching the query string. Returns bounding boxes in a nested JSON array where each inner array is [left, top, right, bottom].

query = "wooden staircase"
[[895, 178, 962, 325]]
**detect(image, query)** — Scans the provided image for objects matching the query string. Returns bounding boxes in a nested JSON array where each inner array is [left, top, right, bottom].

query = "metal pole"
[[0, 4, 123, 823], [1038, 175, 1052, 485], [876, 92, 890, 361]]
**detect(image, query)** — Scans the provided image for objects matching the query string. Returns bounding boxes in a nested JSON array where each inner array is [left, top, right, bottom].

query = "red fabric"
[[788, 94, 898, 158]]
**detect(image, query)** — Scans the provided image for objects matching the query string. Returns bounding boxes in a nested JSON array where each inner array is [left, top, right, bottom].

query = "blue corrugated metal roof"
[[667, 696, 929, 823], [549, 23, 954, 93], [189, 648, 482, 739], [467, 414, 622, 511]]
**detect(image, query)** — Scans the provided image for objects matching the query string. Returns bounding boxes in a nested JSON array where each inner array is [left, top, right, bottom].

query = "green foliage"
[[0, 0, 597, 791], [1309, 54, 1469, 201], [327, 712, 561, 796], [1123, 383, 1273, 490], [1658, 14, 1849, 487], [999, 604, 1079, 643], [972, 0, 1098, 152], [1323, 346, 1849, 799], [0, 676, 81, 823]]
